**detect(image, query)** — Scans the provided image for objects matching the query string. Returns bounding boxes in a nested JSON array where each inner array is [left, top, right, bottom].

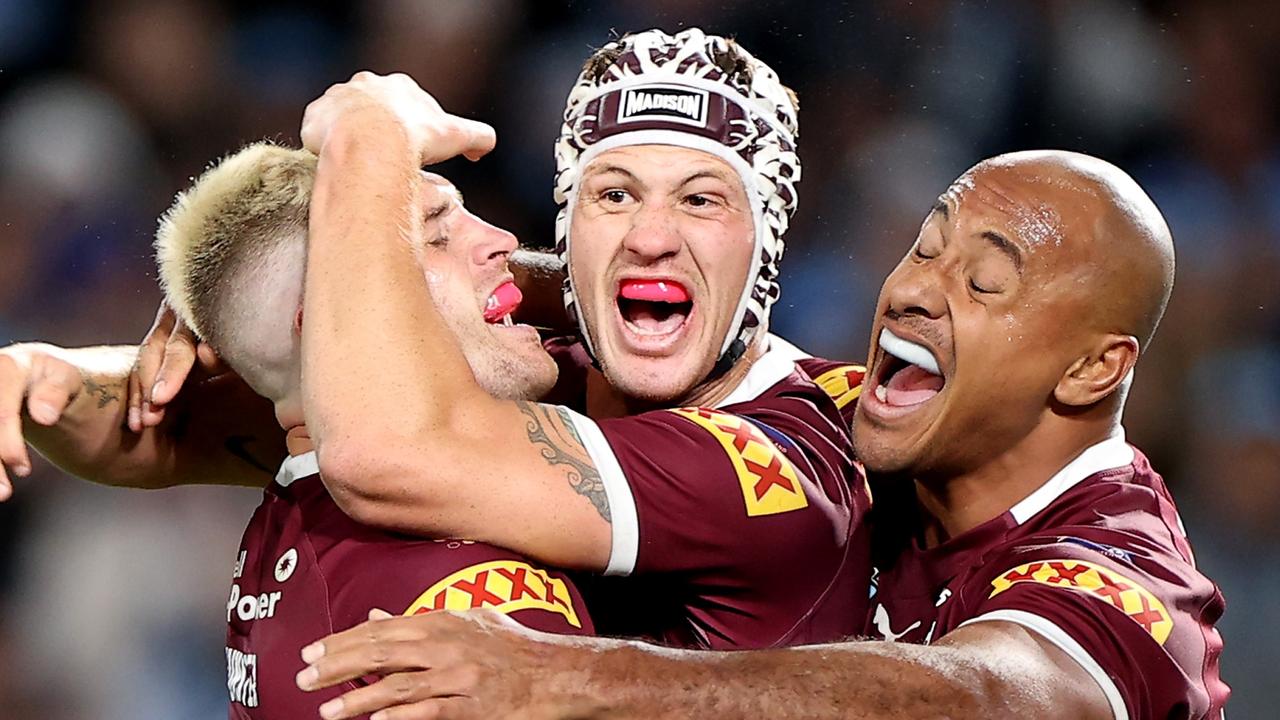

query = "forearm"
[[302, 118, 499, 474], [20, 345, 150, 485], [23, 345, 282, 489], [510, 248, 571, 330], [533, 629, 1077, 720]]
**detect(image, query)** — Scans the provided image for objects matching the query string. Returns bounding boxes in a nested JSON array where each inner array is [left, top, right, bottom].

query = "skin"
[[290, 72, 790, 574], [0, 341, 283, 495], [570, 145, 757, 409], [293, 150, 1175, 720]]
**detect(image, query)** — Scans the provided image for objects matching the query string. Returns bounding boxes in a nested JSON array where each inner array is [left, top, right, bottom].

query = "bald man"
[[291, 151, 1228, 720]]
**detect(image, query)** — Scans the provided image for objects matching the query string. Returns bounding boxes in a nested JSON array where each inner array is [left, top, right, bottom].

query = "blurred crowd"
[[0, 1, 1276, 717]]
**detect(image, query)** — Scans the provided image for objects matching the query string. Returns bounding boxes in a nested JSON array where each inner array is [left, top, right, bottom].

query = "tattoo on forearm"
[[516, 401, 610, 522], [82, 376, 122, 409]]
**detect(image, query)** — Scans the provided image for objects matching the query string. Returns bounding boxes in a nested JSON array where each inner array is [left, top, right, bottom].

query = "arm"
[[299, 73, 611, 570], [296, 612, 1112, 720], [0, 342, 284, 495]]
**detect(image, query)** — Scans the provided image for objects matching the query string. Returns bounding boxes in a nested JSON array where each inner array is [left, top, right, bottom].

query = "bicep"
[[339, 400, 613, 572], [936, 621, 1115, 720]]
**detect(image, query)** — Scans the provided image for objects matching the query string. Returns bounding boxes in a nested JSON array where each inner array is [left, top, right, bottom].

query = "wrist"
[[319, 110, 414, 168]]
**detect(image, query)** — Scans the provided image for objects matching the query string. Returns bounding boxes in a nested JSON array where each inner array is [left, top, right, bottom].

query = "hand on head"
[[300, 71, 497, 167]]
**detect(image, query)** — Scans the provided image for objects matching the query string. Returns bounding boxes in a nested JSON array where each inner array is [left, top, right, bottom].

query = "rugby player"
[[294, 151, 1228, 720], [0, 29, 871, 651], [179, 142, 600, 717]]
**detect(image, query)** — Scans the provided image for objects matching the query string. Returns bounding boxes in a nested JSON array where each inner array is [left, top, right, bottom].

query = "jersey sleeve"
[[559, 393, 859, 588], [326, 540, 594, 636], [796, 357, 865, 431], [955, 541, 1226, 720]]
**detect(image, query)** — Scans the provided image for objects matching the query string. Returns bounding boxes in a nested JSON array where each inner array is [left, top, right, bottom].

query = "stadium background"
[[0, 0, 1275, 717]]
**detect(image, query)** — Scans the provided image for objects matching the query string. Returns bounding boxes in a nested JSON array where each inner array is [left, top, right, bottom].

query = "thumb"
[[461, 117, 497, 161]]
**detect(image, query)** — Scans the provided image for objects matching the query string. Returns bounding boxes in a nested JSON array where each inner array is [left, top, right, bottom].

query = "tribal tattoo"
[[516, 401, 610, 522]]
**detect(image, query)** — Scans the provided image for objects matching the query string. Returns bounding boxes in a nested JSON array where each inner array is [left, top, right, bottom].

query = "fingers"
[[0, 355, 34, 488], [25, 356, 81, 427], [135, 304, 176, 410], [450, 118, 496, 164], [127, 366, 144, 433], [299, 635, 445, 691], [316, 670, 482, 720], [150, 321, 198, 407], [195, 342, 230, 376]]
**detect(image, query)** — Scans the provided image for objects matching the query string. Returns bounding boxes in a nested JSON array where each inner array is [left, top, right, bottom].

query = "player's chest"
[[225, 539, 333, 714], [865, 566, 968, 645]]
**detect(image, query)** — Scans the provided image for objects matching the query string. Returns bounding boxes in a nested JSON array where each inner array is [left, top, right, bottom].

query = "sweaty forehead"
[[939, 163, 1100, 256]]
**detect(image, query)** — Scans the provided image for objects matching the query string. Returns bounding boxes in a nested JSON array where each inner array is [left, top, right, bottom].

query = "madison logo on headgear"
[[617, 84, 710, 127]]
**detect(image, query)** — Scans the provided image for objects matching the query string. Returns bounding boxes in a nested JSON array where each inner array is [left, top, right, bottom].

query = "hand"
[[300, 71, 496, 166], [295, 609, 578, 720], [0, 344, 87, 498], [129, 302, 229, 432]]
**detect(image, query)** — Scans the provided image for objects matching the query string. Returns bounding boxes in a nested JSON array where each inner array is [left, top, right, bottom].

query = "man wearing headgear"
[[0, 29, 871, 651], [293, 152, 1228, 720], [292, 28, 870, 650]]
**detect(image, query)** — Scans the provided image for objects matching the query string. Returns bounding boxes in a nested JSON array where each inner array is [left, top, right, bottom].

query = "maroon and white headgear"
[[553, 28, 801, 374]]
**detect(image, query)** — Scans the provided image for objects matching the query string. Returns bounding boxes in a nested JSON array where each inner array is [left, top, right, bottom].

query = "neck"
[[590, 338, 768, 416], [680, 339, 766, 408], [913, 414, 1120, 547]]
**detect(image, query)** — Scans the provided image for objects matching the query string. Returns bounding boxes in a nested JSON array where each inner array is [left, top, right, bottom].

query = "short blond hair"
[[155, 142, 316, 397], [155, 141, 315, 352]]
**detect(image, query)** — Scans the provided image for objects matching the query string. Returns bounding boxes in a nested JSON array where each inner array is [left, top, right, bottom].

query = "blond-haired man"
[[158, 141, 594, 718]]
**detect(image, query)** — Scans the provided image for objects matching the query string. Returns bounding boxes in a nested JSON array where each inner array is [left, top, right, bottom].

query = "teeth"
[[874, 384, 888, 402], [502, 314, 514, 327], [879, 328, 941, 376]]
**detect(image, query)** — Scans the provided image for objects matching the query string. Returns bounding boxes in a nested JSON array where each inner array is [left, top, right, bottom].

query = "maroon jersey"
[[551, 334, 872, 649], [866, 435, 1228, 720], [225, 453, 593, 719]]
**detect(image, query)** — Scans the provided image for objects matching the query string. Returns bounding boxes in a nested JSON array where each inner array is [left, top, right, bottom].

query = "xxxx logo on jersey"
[[403, 560, 582, 628], [671, 407, 808, 517], [811, 365, 866, 410], [989, 559, 1173, 645]]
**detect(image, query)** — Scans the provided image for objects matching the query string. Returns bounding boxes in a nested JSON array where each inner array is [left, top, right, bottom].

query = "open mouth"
[[483, 281, 522, 327], [872, 328, 945, 407], [616, 279, 693, 337]]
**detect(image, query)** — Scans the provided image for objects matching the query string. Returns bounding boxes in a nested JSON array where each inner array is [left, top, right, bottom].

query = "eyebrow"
[[678, 169, 735, 187], [585, 164, 639, 182], [980, 230, 1023, 272]]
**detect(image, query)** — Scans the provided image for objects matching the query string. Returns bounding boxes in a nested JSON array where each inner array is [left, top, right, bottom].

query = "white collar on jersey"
[[1008, 430, 1135, 525], [275, 451, 319, 488], [715, 333, 812, 409]]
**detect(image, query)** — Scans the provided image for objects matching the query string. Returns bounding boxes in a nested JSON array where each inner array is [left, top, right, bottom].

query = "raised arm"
[[0, 341, 284, 496], [296, 611, 1113, 720], [299, 73, 611, 571]]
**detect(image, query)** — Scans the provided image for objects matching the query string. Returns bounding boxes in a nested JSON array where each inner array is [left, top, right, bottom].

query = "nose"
[[621, 204, 682, 262], [885, 260, 947, 321], [469, 217, 518, 269]]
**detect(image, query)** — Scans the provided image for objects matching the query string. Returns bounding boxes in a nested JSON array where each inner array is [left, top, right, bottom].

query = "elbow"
[[313, 437, 457, 534]]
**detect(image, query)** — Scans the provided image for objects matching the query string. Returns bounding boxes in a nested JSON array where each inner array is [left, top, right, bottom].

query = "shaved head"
[[963, 150, 1175, 349], [855, 149, 1177, 478]]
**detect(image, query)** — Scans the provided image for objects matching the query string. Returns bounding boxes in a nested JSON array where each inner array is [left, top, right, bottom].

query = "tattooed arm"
[[298, 82, 613, 570], [0, 343, 284, 497]]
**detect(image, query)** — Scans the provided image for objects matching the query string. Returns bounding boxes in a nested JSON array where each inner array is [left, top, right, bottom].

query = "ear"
[[1053, 334, 1139, 407]]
